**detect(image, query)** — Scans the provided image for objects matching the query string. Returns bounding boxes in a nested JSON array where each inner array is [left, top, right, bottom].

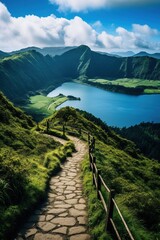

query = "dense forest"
[[112, 122, 160, 161]]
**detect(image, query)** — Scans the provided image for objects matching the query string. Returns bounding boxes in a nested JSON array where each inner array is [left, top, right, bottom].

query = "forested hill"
[[0, 51, 62, 102], [0, 45, 160, 103], [113, 122, 160, 161], [54, 45, 160, 80]]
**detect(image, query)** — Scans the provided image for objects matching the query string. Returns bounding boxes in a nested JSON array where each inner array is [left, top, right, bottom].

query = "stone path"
[[16, 136, 91, 240]]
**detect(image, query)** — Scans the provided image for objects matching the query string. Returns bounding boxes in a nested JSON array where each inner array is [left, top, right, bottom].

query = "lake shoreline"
[[75, 78, 160, 95], [48, 82, 160, 127]]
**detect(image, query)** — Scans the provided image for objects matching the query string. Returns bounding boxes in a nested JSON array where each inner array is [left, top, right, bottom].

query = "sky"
[[0, 0, 160, 53]]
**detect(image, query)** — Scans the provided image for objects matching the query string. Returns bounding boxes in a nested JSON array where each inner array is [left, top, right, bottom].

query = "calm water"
[[48, 82, 160, 127]]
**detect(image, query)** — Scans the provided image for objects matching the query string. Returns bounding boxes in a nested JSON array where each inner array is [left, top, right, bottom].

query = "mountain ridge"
[[134, 51, 160, 59], [0, 45, 160, 103], [8, 46, 76, 57]]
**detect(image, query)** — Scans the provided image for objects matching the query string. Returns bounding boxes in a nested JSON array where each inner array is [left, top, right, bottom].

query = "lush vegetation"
[[0, 50, 65, 102], [0, 90, 160, 239], [112, 122, 160, 161], [82, 156, 111, 240], [0, 45, 160, 107], [40, 107, 160, 240], [0, 93, 75, 239], [23, 94, 68, 121], [88, 78, 160, 94], [23, 93, 81, 122]]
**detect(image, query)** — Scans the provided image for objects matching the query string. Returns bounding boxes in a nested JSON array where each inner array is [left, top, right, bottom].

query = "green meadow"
[[23, 94, 68, 121], [88, 78, 160, 94]]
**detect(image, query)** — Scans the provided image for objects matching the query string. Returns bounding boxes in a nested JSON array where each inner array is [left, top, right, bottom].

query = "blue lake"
[[48, 82, 160, 127]]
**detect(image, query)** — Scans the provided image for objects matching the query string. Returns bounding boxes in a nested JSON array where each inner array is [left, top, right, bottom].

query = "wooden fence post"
[[92, 137, 95, 151], [63, 125, 65, 136], [89, 148, 92, 171], [92, 156, 96, 185], [46, 120, 49, 133], [106, 189, 115, 232], [97, 170, 101, 199], [88, 133, 90, 145]]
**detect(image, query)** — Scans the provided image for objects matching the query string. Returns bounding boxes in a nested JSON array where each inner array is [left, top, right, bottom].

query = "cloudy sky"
[[0, 0, 160, 53]]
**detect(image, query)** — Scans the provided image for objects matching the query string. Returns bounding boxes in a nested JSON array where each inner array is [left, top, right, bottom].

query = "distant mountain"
[[54, 45, 160, 80], [0, 50, 9, 58], [0, 50, 63, 101], [9, 46, 76, 57], [134, 51, 160, 59], [1, 45, 160, 103], [96, 51, 120, 57], [111, 51, 135, 57]]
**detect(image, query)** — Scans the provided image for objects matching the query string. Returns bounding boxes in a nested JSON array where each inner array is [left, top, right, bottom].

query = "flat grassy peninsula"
[[88, 78, 160, 94]]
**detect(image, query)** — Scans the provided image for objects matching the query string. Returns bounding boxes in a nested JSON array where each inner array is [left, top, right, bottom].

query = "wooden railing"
[[88, 135, 135, 240], [45, 122, 135, 239]]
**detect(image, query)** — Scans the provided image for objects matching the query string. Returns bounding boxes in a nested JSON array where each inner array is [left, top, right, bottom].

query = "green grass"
[[0, 93, 76, 239], [81, 156, 112, 240], [22, 94, 68, 121], [81, 140, 160, 240], [26, 94, 68, 114], [94, 140, 160, 240], [88, 78, 160, 94], [23, 94, 81, 121], [1, 94, 160, 240], [0, 135, 75, 240]]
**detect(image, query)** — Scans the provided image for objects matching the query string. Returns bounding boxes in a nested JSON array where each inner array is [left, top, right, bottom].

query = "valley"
[[0, 45, 160, 240], [0, 94, 159, 240], [0, 45, 160, 105]]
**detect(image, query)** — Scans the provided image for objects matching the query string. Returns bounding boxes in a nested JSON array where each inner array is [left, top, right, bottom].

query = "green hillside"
[[0, 92, 160, 239], [0, 50, 9, 58], [0, 93, 75, 239], [0, 50, 63, 102], [113, 122, 160, 161], [39, 107, 160, 240], [0, 45, 160, 106], [55, 45, 160, 80]]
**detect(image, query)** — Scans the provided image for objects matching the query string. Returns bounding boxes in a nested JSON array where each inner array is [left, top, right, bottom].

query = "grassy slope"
[[0, 51, 63, 102], [112, 122, 160, 161], [40, 107, 160, 240], [23, 94, 68, 121], [22, 93, 81, 122], [0, 93, 75, 240], [88, 78, 160, 94], [1, 93, 160, 239]]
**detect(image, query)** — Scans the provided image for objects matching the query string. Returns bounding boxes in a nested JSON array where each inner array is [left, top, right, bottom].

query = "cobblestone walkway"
[[16, 136, 91, 240]]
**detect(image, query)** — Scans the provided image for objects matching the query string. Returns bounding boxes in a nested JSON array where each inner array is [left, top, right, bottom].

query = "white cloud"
[[92, 21, 102, 28], [0, 2, 11, 22], [132, 24, 158, 36], [49, 0, 160, 12], [64, 16, 97, 47], [49, 0, 107, 12], [0, 4, 69, 51], [98, 31, 122, 48], [0, 2, 159, 52]]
